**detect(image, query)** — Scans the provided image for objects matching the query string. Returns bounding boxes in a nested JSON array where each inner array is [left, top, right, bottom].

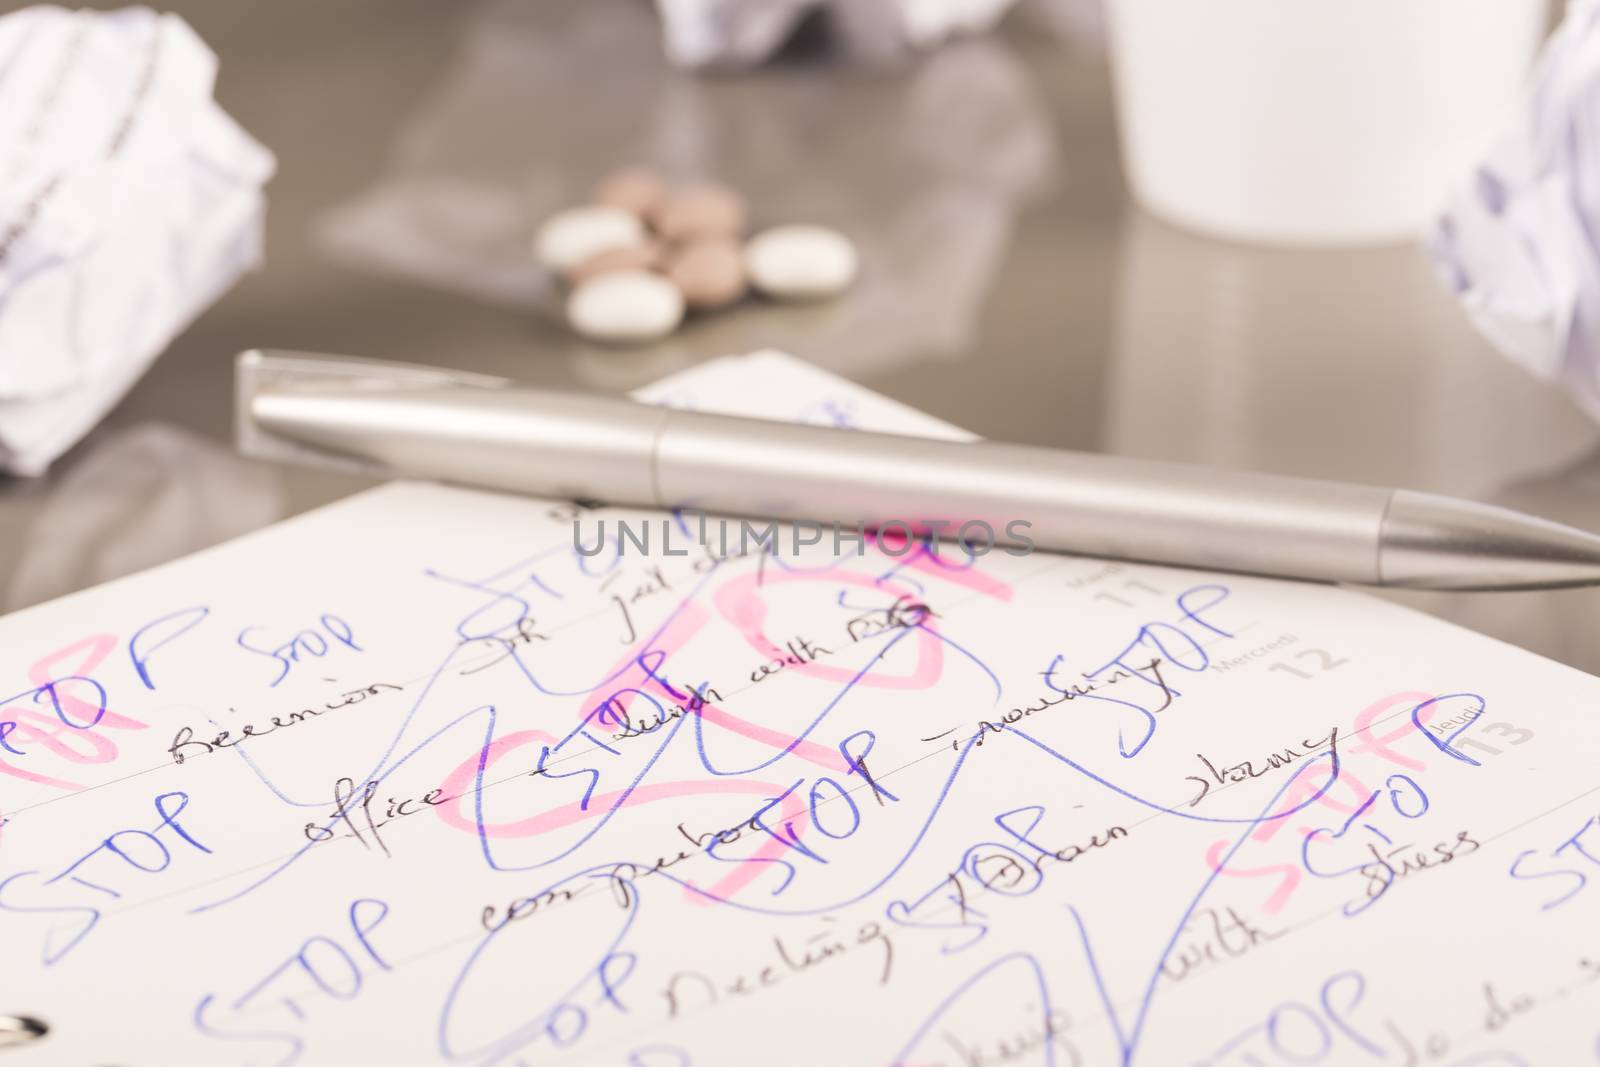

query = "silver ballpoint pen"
[[235, 349, 1600, 591]]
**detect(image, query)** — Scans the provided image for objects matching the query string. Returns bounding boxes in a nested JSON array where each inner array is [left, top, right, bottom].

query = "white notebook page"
[[0, 352, 1596, 1066]]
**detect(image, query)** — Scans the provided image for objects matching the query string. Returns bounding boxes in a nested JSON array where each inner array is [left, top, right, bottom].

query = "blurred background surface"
[[5, 0, 1600, 670]]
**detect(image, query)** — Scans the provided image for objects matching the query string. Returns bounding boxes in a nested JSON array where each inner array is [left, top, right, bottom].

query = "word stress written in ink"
[[1, 353, 1597, 1066]]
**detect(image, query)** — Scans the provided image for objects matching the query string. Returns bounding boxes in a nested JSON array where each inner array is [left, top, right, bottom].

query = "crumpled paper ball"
[[1428, 0, 1600, 420], [0, 5, 274, 476], [654, 0, 1020, 67]]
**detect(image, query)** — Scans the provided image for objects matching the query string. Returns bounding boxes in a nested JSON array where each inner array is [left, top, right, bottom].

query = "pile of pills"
[[534, 167, 859, 344]]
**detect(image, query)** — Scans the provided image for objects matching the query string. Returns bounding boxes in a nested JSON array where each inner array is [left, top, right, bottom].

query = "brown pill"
[[593, 166, 667, 219], [653, 183, 747, 241], [664, 239, 747, 310], [567, 242, 662, 284]]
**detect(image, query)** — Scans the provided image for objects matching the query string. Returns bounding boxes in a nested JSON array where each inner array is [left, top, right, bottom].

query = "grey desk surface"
[[6, 0, 1600, 672]]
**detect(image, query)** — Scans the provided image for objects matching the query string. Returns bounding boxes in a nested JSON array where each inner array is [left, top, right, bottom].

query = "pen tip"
[[1381, 490, 1600, 590]]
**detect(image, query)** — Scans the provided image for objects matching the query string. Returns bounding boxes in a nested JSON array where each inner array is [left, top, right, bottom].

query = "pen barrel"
[[249, 387, 670, 503], [654, 410, 1391, 583], [244, 362, 1600, 590]]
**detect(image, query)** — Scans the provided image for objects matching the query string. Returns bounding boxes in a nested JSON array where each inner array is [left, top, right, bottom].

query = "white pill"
[[566, 270, 685, 344], [535, 205, 647, 275], [744, 224, 858, 300]]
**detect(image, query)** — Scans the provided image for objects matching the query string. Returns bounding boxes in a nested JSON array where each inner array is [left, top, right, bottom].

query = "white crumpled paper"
[[0, 5, 274, 476], [1428, 1, 1600, 421], [654, 0, 1020, 66]]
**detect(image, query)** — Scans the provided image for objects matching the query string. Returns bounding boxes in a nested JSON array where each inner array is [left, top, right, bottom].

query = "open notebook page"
[[1, 351, 1597, 1066]]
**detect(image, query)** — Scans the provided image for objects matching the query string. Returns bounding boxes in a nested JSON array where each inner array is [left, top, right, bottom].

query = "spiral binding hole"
[[0, 1016, 47, 1050]]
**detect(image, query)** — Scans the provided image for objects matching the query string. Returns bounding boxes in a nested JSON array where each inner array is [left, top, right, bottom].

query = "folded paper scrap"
[[0, 5, 274, 477], [1428, 0, 1600, 420]]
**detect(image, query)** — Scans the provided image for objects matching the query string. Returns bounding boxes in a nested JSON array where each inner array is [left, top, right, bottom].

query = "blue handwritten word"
[[193, 898, 390, 1067], [127, 605, 209, 689], [1508, 813, 1600, 911], [711, 731, 898, 896], [1196, 970, 1388, 1065], [1195, 969, 1526, 1067], [237, 613, 362, 687], [1300, 773, 1433, 917], [0, 675, 108, 757], [1048, 584, 1235, 758], [0, 792, 208, 964], [887, 802, 1121, 956], [440, 867, 640, 1063]]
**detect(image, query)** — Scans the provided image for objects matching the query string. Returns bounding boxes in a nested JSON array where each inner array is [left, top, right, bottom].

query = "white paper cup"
[[1106, 0, 1550, 246]]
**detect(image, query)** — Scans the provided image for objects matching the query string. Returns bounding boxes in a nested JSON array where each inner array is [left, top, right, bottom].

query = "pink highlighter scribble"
[[433, 542, 1018, 905], [432, 597, 837, 904], [0, 634, 140, 793], [433, 727, 814, 903], [1203, 690, 1440, 914], [711, 540, 1016, 692], [714, 569, 946, 691]]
